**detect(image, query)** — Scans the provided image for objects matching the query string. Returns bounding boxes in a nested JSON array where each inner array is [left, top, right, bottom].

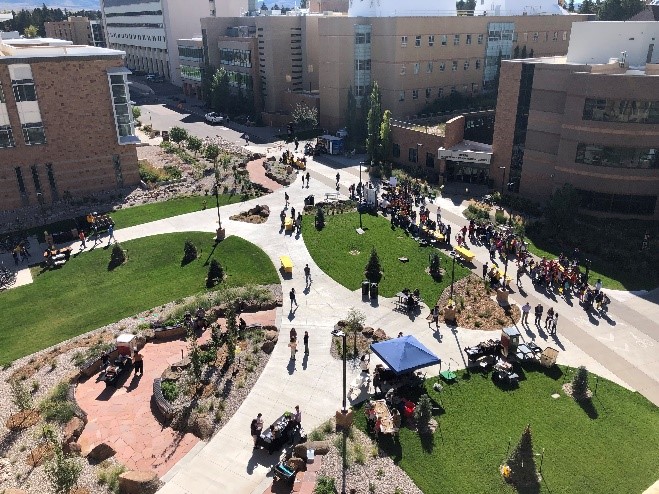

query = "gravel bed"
[[317, 426, 422, 494]]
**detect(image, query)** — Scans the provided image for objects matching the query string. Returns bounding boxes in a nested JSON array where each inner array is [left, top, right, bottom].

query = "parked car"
[[205, 112, 225, 124]]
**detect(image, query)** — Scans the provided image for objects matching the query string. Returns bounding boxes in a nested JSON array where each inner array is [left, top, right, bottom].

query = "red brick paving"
[[246, 158, 283, 192], [76, 310, 276, 477]]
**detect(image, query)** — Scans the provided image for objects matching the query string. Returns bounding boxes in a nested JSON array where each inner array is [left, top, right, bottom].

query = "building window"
[[355, 32, 370, 44], [428, 35, 435, 46], [576, 189, 657, 216], [454, 34, 460, 45], [12, 80, 37, 102], [427, 62, 433, 73], [439, 62, 445, 71], [355, 59, 371, 71], [408, 147, 418, 163], [108, 73, 136, 144], [425, 87, 432, 99], [524, 32, 528, 42], [563, 31, 567, 41], [401, 36, 408, 47], [582, 98, 659, 124], [355, 85, 366, 96], [464, 61, 470, 70], [0, 125, 14, 148], [466, 34, 472, 45], [426, 152, 435, 167], [393, 143, 401, 158], [177, 45, 203, 61], [400, 65, 406, 75], [412, 89, 419, 100], [15, 167, 26, 195], [452, 61, 458, 71], [413, 62, 420, 74], [575, 143, 658, 168], [441, 35, 447, 46], [22, 123, 46, 145], [478, 34, 484, 44], [219, 48, 252, 68], [415, 35, 421, 47], [30, 164, 42, 193], [475, 59, 481, 69], [533, 32, 539, 42], [451, 86, 457, 94], [399, 91, 405, 101], [180, 65, 202, 81], [552, 31, 558, 41], [46, 163, 58, 199], [438, 88, 443, 98]]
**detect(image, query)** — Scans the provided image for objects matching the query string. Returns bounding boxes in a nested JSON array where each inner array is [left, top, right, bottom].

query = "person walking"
[[446, 224, 452, 245], [290, 206, 296, 219], [305, 171, 310, 187], [429, 304, 440, 330], [133, 349, 143, 376], [303, 331, 309, 355], [534, 304, 543, 326], [544, 307, 555, 330], [251, 413, 264, 448], [516, 265, 524, 287], [285, 192, 289, 207], [550, 313, 559, 335], [521, 302, 531, 325], [335, 172, 340, 188], [289, 287, 298, 310], [304, 264, 311, 285], [290, 327, 298, 341], [294, 136, 299, 151], [288, 336, 297, 359], [107, 224, 115, 245], [482, 262, 488, 279], [78, 230, 86, 250]]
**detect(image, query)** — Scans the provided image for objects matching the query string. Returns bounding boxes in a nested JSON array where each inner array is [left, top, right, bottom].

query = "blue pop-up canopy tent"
[[370, 335, 441, 375]]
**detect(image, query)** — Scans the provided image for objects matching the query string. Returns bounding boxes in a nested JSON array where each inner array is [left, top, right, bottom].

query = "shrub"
[[365, 247, 383, 284], [163, 165, 182, 180], [138, 160, 166, 184], [71, 342, 114, 368], [314, 476, 336, 494], [183, 240, 198, 265], [429, 252, 441, 278], [10, 379, 33, 411], [571, 366, 590, 399], [161, 381, 179, 402], [44, 437, 83, 494], [39, 382, 75, 424], [315, 207, 325, 230], [206, 259, 224, 288], [464, 204, 491, 224], [414, 394, 434, 431], [353, 442, 366, 465], [109, 243, 127, 270], [494, 209, 507, 225], [97, 461, 126, 493]]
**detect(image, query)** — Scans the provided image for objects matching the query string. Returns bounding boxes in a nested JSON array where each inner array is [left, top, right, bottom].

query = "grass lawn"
[[302, 212, 471, 308], [353, 367, 659, 494], [0, 232, 278, 365], [524, 217, 659, 291]]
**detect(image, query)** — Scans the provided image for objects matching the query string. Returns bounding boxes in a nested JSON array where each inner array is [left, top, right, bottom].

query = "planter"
[[215, 227, 226, 242]]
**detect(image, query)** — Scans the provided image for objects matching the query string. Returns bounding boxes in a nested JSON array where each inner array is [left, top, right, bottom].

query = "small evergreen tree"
[[315, 207, 325, 230], [414, 394, 434, 431], [365, 247, 383, 284], [507, 424, 539, 487], [109, 243, 126, 270], [571, 365, 590, 399], [206, 259, 224, 288], [183, 240, 198, 265], [568, 0, 575, 11], [429, 252, 441, 279], [187, 325, 202, 382]]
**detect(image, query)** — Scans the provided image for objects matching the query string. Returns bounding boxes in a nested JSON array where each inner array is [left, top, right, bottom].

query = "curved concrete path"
[[54, 140, 657, 493]]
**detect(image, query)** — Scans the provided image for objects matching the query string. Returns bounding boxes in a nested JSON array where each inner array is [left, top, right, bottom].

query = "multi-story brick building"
[[491, 21, 659, 219], [198, 5, 588, 130], [45, 16, 106, 47], [0, 33, 139, 213]]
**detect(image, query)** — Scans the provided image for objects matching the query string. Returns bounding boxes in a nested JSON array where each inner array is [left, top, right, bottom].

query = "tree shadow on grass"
[[577, 398, 598, 419], [377, 433, 403, 463]]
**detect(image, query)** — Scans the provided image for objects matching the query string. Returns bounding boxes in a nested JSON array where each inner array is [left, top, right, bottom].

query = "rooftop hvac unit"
[[619, 51, 627, 68]]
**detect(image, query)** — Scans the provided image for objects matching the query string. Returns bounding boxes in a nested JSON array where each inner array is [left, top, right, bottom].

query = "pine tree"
[[365, 247, 383, 284], [109, 243, 126, 270], [366, 82, 382, 166], [183, 240, 198, 265], [568, 0, 575, 11], [507, 424, 539, 487], [315, 207, 325, 230], [571, 365, 590, 399]]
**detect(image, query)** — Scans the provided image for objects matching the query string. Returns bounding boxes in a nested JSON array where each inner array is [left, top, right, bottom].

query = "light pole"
[[359, 161, 364, 230], [332, 328, 348, 494], [584, 258, 591, 284], [214, 161, 224, 242], [503, 253, 509, 291], [449, 251, 457, 301]]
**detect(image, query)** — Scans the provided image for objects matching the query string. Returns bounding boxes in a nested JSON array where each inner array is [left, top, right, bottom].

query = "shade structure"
[[370, 335, 441, 375]]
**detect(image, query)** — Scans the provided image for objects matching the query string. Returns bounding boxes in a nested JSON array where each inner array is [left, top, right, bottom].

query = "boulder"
[[294, 444, 308, 460], [26, 443, 54, 467], [372, 328, 387, 342], [63, 417, 85, 444], [63, 441, 82, 456], [261, 340, 275, 354], [361, 327, 374, 338], [287, 457, 305, 472], [304, 440, 332, 455], [191, 416, 214, 440], [264, 330, 278, 341], [118, 470, 160, 494], [86, 442, 116, 462], [5, 410, 40, 431], [4, 489, 29, 494]]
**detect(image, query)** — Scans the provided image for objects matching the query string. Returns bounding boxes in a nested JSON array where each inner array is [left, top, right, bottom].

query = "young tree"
[[366, 82, 382, 166], [183, 239, 198, 265], [169, 126, 188, 148], [365, 247, 383, 284], [379, 109, 392, 162], [205, 143, 221, 166], [108, 243, 126, 270], [210, 68, 231, 113], [528, 48, 534, 58], [315, 207, 325, 230], [291, 102, 318, 129], [507, 424, 539, 487], [414, 394, 434, 431], [23, 25, 39, 38], [344, 307, 366, 357], [206, 259, 224, 288], [571, 365, 590, 399], [599, 0, 644, 20], [187, 325, 202, 381], [186, 135, 203, 156], [345, 87, 358, 146], [132, 106, 141, 121]]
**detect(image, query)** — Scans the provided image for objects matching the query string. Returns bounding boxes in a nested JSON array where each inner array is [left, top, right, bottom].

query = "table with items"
[[257, 413, 298, 454]]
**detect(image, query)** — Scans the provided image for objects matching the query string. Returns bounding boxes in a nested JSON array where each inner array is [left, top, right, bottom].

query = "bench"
[[324, 192, 340, 202], [454, 245, 476, 262], [280, 255, 293, 274]]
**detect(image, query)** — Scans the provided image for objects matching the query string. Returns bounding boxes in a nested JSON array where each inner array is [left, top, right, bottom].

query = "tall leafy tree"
[[379, 109, 392, 161], [169, 126, 188, 148], [366, 82, 382, 166], [568, 0, 575, 11], [210, 68, 231, 114], [345, 87, 358, 144], [578, 0, 597, 14], [599, 0, 644, 20]]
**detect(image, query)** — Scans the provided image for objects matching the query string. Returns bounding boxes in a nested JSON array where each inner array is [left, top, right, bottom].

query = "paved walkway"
[[246, 158, 283, 192]]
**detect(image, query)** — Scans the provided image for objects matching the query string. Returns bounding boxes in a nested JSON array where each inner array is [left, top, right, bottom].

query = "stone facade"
[[0, 56, 139, 213]]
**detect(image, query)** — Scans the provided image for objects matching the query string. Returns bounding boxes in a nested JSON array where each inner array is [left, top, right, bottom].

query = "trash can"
[[305, 195, 315, 206], [362, 281, 370, 299], [370, 283, 378, 300]]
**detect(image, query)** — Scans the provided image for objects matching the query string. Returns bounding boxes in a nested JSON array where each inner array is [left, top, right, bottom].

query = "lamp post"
[[214, 161, 224, 242], [332, 329, 348, 494], [359, 161, 364, 230], [449, 251, 457, 301], [503, 253, 509, 291], [584, 258, 591, 284]]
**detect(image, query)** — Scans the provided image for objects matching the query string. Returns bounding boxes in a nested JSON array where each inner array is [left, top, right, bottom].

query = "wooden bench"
[[280, 255, 294, 274], [454, 245, 476, 262], [324, 192, 340, 202]]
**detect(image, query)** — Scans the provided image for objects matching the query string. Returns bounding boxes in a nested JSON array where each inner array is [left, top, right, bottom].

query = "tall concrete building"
[[101, 0, 216, 86], [45, 16, 106, 47], [198, 7, 587, 130], [491, 21, 659, 219], [0, 33, 139, 213]]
